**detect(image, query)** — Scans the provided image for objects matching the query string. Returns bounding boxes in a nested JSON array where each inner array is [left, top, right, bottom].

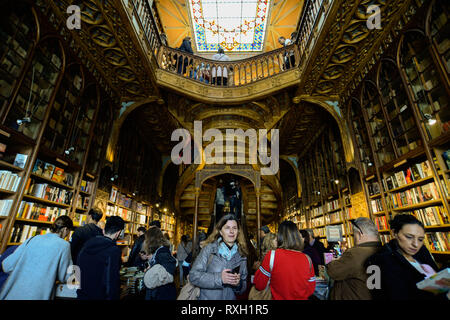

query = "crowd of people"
[[0, 209, 449, 300]]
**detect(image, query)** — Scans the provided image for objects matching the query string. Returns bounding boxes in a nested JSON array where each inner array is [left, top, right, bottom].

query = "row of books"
[[375, 216, 389, 230], [367, 181, 381, 196], [116, 193, 132, 208], [74, 213, 88, 226], [135, 202, 148, 215], [379, 234, 392, 245], [311, 216, 325, 227], [426, 232, 450, 252], [0, 200, 13, 216], [370, 199, 383, 213], [312, 206, 323, 217], [116, 207, 132, 221], [390, 182, 440, 208], [33, 159, 74, 186], [328, 210, 343, 223], [80, 180, 95, 194], [76, 196, 90, 209], [325, 199, 340, 212], [25, 180, 73, 205], [413, 206, 450, 226], [314, 227, 326, 237], [0, 171, 21, 192], [137, 213, 146, 225], [17, 201, 68, 221], [9, 224, 51, 244], [383, 160, 433, 190]]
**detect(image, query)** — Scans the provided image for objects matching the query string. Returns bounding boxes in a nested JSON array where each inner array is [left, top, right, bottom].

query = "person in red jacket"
[[253, 221, 316, 300]]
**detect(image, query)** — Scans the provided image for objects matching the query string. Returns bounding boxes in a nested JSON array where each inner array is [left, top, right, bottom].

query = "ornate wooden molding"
[[156, 68, 301, 104], [295, 0, 419, 100], [44, 0, 161, 102]]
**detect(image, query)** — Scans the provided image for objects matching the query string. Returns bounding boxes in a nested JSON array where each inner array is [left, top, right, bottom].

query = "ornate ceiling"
[[155, 0, 304, 54]]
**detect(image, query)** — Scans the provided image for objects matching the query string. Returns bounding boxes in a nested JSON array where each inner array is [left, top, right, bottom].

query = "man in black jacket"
[[177, 37, 193, 75], [70, 208, 103, 264], [126, 226, 146, 267], [76, 216, 125, 300]]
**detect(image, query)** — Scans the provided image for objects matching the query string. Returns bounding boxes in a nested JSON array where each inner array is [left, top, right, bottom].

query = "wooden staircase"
[[176, 167, 281, 234]]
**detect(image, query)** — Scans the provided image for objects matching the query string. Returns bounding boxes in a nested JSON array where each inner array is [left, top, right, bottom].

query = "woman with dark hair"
[[253, 221, 316, 300], [189, 214, 248, 300], [0, 216, 74, 300], [299, 229, 321, 275], [366, 214, 448, 300], [142, 227, 177, 300]]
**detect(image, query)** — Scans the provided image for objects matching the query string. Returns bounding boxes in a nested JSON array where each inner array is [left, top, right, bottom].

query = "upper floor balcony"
[[121, 0, 332, 102]]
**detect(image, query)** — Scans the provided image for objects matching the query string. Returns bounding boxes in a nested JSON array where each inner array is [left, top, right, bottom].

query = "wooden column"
[[256, 187, 261, 258], [192, 186, 200, 258]]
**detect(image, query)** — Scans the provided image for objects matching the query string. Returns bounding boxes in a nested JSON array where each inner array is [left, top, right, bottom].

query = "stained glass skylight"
[[189, 0, 271, 52]]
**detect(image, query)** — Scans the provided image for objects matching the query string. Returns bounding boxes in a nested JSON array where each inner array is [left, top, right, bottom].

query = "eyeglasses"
[[351, 220, 363, 235]]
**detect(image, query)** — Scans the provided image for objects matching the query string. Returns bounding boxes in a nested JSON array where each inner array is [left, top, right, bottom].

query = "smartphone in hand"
[[231, 266, 240, 274]]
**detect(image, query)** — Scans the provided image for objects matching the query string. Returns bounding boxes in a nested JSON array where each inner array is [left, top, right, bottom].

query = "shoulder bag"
[[177, 253, 214, 300], [248, 250, 275, 300]]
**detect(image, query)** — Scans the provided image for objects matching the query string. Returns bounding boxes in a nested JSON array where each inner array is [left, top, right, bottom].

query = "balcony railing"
[[123, 0, 331, 88], [126, 0, 163, 54], [157, 44, 300, 87]]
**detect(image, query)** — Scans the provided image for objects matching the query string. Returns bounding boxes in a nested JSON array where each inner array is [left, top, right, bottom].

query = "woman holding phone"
[[189, 214, 248, 300]]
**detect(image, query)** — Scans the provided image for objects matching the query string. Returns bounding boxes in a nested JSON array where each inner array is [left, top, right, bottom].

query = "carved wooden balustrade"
[[157, 44, 301, 87], [127, 0, 164, 55]]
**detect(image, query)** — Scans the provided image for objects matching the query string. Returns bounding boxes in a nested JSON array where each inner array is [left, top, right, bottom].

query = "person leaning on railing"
[[211, 48, 231, 86], [176, 37, 193, 76], [278, 36, 295, 70]]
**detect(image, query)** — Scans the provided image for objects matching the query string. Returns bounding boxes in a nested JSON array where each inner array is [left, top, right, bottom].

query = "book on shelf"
[[0, 143, 7, 158], [413, 206, 448, 226], [32, 159, 46, 175], [17, 201, 68, 221], [390, 182, 440, 208], [425, 232, 450, 252], [51, 167, 65, 183], [110, 186, 118, 203], [9, 224, 51, 244], [0, 170, 21, 191], [375, 216, 388, 230], [25, 178, 73, 205], [370, 199, 383, 213], [13, 153, 27, 169], [0, 199, 13, 216], [42, 163, 55, 179]]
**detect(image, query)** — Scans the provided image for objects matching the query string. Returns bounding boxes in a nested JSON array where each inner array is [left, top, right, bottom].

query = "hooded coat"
[[189, 240, 247, 300], [76, 235, 122, 300], [70, 223, 103, 264]]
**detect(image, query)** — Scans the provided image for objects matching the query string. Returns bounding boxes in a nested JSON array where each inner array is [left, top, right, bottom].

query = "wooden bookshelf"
[[0, 2, 116, 252], [30, 173, 75, 190], [344, 0, 450, 262], [22, 195, 71, 208], [15, 218, 54, 225], [0, 160, 24, 172]]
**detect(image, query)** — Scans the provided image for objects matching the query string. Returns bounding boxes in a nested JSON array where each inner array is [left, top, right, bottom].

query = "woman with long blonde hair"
[[189, 214, 248, 300]]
